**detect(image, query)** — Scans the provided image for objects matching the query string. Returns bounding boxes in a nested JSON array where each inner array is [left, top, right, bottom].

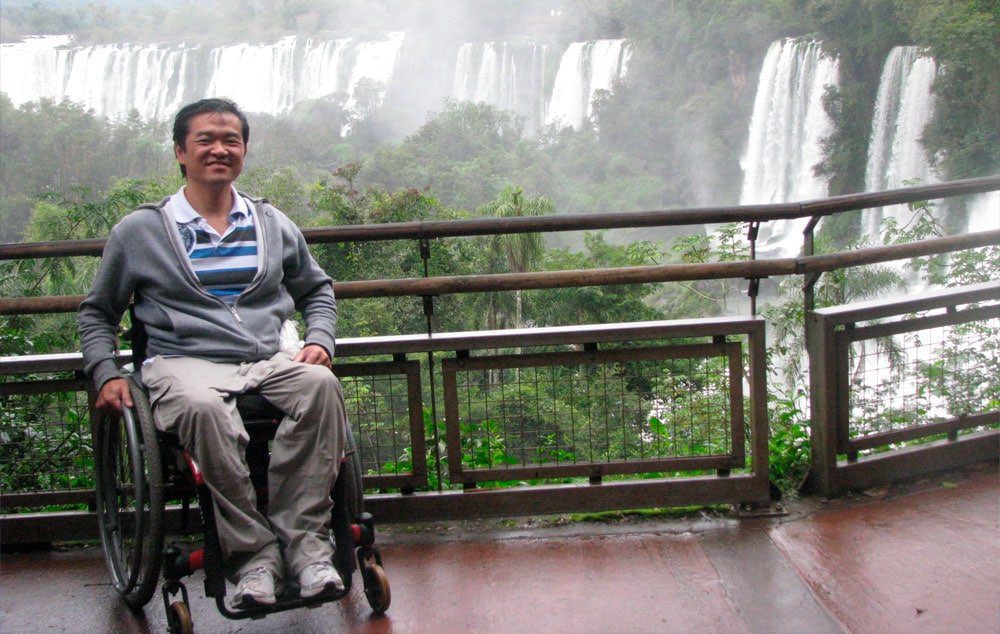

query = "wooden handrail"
[[2, 229, 996, 316], [2, 175, 997, 260]]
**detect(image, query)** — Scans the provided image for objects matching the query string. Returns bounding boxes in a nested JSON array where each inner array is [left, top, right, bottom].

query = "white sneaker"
[[298, 561, 344, 598], [232, 566, 278, 608]]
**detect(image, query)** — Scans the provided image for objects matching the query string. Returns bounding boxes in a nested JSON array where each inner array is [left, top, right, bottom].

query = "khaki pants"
[[142, 352, 347, 581]]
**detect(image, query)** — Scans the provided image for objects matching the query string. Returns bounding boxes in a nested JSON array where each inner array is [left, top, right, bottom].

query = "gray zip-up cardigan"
[[78, 193, 337, 390]]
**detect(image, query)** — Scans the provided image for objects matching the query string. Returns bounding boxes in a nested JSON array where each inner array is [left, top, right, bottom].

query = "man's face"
[[175, 111, 246, 189]]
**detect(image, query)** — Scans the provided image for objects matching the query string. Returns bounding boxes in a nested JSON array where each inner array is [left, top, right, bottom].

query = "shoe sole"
[[232, 595, 277, 610], [299, 580, 344, 599]]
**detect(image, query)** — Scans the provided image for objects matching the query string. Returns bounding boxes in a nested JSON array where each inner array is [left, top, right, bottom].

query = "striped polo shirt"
[[166, 186, 260, 305]]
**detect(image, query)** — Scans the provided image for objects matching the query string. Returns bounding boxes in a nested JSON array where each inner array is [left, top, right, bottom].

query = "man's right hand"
[[96, 377, 133, 414]]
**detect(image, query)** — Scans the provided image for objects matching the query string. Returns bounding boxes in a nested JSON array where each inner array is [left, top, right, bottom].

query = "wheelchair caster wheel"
[[167, 600, 193, 634], [358, 546, 390, 615]]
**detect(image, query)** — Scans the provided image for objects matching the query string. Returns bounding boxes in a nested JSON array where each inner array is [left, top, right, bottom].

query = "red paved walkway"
[[2, 465, 997, 633]]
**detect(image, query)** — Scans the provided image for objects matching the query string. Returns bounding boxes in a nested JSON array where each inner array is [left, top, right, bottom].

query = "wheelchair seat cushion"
[[235, 392, 285, 423]]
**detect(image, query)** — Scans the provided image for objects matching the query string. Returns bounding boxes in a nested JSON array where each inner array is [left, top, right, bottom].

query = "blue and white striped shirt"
[[166, 186, 260, 305]]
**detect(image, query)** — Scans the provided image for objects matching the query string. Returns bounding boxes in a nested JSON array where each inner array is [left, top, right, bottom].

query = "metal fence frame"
[[806, 281, 1000, 496], [341, 318, 772, 521]]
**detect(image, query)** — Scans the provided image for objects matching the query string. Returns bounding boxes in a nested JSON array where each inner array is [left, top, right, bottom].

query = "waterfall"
[[966, 192, 999, 233], [450, 41, 549, 132], [739, 39, 839, 256], [206, 36, 303, 115], [862, 46, 939, 239], [0, 34, 404, 121], [1, 35, 196, 120], [341, 32, 406, 113], [3, 34, 632, 136], [544, 39, 630, 129]]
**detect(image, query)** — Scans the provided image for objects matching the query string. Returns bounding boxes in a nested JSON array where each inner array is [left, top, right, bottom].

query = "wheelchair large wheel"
[[332, 427, 364, 579], [343, 426, 363, 518], [94, 375, 164, 609]]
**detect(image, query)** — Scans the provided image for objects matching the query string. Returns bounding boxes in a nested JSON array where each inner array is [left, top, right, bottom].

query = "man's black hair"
[[172, 98, 250, 178]]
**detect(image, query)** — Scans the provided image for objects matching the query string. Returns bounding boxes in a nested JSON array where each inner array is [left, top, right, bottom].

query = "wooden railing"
[[807, 282, 1000, 495], [1, 176, 998, 543]]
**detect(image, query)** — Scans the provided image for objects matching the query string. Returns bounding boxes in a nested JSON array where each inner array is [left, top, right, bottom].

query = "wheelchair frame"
[[92, 325, 390, 633]]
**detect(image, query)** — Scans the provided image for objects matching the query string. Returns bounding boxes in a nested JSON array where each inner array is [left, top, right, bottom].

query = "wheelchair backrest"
[[127, 304, 150, 369]]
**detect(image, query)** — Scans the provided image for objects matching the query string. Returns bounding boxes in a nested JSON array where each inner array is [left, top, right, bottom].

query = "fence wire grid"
[[0, 385, 94, 495], [848, 316, 1000, 441], [448, 346, 743, 476], [340, 372, 415, 478]]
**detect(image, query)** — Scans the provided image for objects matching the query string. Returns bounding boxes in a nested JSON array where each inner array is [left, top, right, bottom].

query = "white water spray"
[[544, 39, 630, 129], [739, 39, 839, 256], [862, 46, 939, 239], [451, 41, 549, 132], [0, 34, 404, 121]]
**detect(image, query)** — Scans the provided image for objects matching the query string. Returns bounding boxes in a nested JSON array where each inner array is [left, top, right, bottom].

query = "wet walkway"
[[2, 464, 997, 633]]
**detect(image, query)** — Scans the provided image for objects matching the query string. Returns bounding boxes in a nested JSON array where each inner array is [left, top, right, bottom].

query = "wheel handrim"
[[97, 412, 148, 594]]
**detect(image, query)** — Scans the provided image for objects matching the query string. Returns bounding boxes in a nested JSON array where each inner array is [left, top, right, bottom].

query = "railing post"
[[806, 310, 838, 496], [802, 216, 832, 494], [746, 221, 761, 316], [419, 238, 444, 491], [802, 216, 820, 315]]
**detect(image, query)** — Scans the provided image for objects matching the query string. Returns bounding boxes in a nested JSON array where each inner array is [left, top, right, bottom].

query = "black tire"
[[331, 427, 364, 583], [94, 375, 164, 609], [343, 426, 363, 518]]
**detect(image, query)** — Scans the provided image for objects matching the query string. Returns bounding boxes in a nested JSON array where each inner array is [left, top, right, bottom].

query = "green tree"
[[0, 97, 171, 241], [477, 186, 552, 329], [533, 233, 664, 327], [899, 0, 1000, 178]]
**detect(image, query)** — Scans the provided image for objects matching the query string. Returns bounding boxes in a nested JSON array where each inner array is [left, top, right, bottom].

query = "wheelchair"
[[92, 318, 390, 634]]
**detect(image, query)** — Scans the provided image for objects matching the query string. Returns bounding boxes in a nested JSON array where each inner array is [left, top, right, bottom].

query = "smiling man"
[[78, 98, 348, 608]]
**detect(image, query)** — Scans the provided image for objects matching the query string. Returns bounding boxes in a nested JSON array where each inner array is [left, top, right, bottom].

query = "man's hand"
[[96, 377, 133, 414], [294, 343, 331, 367]]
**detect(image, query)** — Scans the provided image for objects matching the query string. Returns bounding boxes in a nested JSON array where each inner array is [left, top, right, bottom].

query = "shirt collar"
[[169, 185, 250, 225]]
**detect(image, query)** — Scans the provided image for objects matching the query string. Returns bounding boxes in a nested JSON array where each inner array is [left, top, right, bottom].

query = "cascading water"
[[544, 39, 630, 129], [739, 39, 839, 256], [451, 41, 549, 131], [2, 34, 629, 138], [862, 46, 939, 240], [0, 33, 404, 121], [0, 35, 195, 120], [851, 49, 986, 426], [966, 192, 999, 233], [341, 33, 406, 113]]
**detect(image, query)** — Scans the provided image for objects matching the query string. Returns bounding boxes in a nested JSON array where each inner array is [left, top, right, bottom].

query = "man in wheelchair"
[[78, 98, 348, 609]]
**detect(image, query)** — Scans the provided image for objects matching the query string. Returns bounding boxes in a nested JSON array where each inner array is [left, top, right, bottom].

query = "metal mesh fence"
[[1, 362, 424, 502], [0, 383, 94, 495], [340, 372, 416, 479], [448, 345, 741, 477], [848, 316, 1000, 440]]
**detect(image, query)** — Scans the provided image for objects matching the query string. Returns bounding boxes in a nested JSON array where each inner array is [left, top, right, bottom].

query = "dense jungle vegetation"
[[2, 0, 997, 494]]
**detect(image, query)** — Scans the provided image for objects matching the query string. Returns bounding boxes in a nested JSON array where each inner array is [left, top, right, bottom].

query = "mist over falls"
[[0, 33, 629, 132]]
